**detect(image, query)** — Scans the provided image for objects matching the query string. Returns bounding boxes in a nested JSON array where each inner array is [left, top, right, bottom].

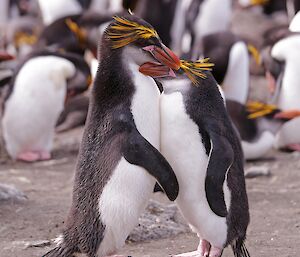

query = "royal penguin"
[[36, 12, 113, 57], [37, 0, 82, 25], [187, 0, 233, 59], [141, 59, 250, 257], [201, 31, 252, 105], [43, 15, 180, 257], [227, 101, 300, 160], [268, 33, 300, 150], [2, 50, 91, 162], [290, 10, 300, 31]]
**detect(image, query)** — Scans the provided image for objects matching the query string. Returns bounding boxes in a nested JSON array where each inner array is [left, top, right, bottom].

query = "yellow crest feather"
[[65, 19, 86, 46], [246, 101, 277, 119], [247, 44, 261, 66], [180, 58, 214, 85], [250, 0, 269, 6], [14, 32, 37, 47], [107, 16, 159, 49]]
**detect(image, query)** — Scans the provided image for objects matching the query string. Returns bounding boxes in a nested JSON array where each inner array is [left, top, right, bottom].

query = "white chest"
[[129, 63, 161, 148], [160, 91, 228, 248]]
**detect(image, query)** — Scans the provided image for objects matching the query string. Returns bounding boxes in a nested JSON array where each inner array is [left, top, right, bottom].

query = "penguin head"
[[104, 15, 181, 78]]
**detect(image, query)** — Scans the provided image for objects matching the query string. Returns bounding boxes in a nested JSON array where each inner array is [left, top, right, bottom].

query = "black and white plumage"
[[43, 15, 180, 257], [156, 68, 250, 257], [2, 50, 91, 162]]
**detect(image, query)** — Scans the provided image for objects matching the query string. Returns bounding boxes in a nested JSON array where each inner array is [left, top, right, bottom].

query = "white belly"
[[274, 117, 300, 148], [242, 131, 275, 160], [2, 57, 73, 158], [160, 92, 227, 248], [97, 62, 160, 255], [98, 157, 155, 256]]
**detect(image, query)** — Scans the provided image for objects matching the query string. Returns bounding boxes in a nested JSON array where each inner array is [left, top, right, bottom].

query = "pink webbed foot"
[[208, 246, 222, 257], [199, 239, 210, 257], [17, 151, 40, 162], [17, 150, 51, 162], [287, 143, 300, 152]]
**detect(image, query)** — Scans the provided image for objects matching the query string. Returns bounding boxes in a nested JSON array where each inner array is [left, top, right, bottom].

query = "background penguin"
[[43, 15, 180, 257], [37, 0, 82, 25], [36, 12, 113, 57], [141, 60, 250, 257], [268, 33, 300, 150], [188, 0, 233, 59], [227, 101, 300, 160], [2, 50, 91, 162], [201, 31, 251, 105], [55, 93, 89, 133]]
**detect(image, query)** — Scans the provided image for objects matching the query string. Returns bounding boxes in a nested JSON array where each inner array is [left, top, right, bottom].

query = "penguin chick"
[[43, 15, 180, 257], [2, 50, 91, 162], [141, 59, 250, 257]]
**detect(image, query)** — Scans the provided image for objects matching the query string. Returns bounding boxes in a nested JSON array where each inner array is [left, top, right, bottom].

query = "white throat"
[[123, 51, 161, 148]]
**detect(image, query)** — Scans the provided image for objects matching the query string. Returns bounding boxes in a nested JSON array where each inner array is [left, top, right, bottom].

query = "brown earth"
[[1, 6, 299, 257], [0, 125, 300, 257]]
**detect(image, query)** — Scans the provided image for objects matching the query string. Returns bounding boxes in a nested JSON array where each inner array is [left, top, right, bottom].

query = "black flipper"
[[205, 130, 234, 217], [123, 129, 179, 201]]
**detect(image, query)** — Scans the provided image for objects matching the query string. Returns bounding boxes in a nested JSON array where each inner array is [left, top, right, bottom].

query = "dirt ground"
[[0, 125, 300, 257], [1, 6, 299, 257]]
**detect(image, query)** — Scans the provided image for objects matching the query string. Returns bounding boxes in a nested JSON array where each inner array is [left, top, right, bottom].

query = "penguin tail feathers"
[[231, 239, 251, 257], [42, 246, 63, 257], [42, 244, 76, 257]]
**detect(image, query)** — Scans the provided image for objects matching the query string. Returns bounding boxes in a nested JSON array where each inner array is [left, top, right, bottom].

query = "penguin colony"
[[1, 0, 300, 256]]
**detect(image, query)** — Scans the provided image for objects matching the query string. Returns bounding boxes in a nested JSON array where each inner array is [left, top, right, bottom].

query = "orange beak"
[[139, 62, 176, 78], [0, 52, 14, 62], [140, 44, 180, 78], [274, 110, 300, 120]]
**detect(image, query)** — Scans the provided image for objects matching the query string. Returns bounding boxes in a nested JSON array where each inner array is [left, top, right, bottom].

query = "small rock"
[[127, 200, 189, 242], [245, 166, 271, 179], [0, 183, 27, 201], [24, 240, 51, 248]]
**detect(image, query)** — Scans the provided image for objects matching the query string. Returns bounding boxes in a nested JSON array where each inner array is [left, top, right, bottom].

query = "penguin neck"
[[222, 41, 249, 105], [94, 43, 157, 105]]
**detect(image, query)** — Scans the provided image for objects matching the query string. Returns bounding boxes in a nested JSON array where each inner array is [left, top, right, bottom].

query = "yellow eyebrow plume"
[[247, 44, 261, 66], [106, 16, 159, 49], [250, 0, 269, 6], [180, 58, 214, 85], [246, 101, 277, 119], [65, 19, 86, 46]]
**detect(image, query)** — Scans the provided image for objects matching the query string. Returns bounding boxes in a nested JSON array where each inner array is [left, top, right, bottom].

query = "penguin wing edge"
[[205, 131, 234, 217], [123, 130, 179, 201]]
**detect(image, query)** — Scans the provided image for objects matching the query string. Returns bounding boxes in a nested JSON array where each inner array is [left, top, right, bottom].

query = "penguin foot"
[[199, 239, 210, 256], [208, 246, 222, 257], [17, 150, 51, 162], [286, 144, 300, 152]]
